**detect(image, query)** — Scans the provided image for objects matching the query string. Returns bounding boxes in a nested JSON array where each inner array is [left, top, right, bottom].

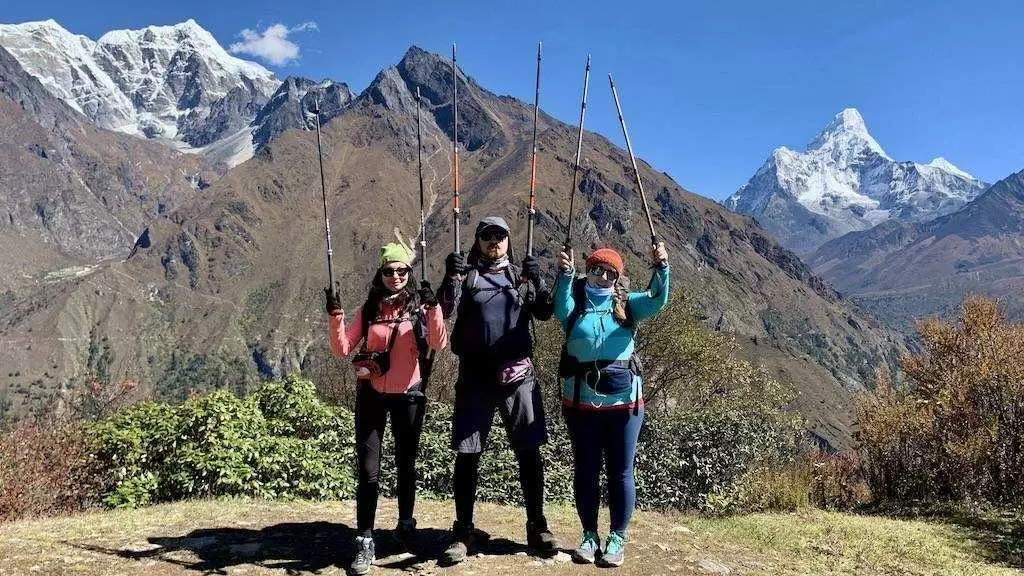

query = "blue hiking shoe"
[[573, 530, 600, 564], [597, 531, 625, 567]]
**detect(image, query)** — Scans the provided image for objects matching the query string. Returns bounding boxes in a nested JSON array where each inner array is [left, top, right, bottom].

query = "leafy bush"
[[91, 378, 793, 514], [739, 460, 812, 512], [857, 296, 1024, 505], [92, 374, 355, 508]]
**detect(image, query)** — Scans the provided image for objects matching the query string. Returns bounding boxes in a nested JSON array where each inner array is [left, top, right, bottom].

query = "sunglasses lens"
[[588, 266, 618, 279], [384, 268, 409, 277]]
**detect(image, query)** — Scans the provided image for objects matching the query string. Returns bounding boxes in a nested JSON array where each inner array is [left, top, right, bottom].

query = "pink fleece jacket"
[[328, 299, 447, 394]]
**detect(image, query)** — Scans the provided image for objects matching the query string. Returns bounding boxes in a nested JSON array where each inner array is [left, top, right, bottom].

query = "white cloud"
[[229, 22, 318, 66]]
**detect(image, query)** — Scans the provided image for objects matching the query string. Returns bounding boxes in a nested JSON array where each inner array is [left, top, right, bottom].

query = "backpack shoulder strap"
[[566, 277, 588, 335], [504, 264, 520, 285], [410, 308, 428, 352], [463, 268, 479, 294], [360, 303, 373, 351], [463, 266, 524, 303]]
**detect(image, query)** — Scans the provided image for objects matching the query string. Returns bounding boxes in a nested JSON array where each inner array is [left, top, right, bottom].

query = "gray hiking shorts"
[[451, 371, 549, 454]]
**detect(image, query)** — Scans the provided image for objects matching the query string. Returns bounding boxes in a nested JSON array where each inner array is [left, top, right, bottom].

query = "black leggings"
[[355, 384, 426, 537]]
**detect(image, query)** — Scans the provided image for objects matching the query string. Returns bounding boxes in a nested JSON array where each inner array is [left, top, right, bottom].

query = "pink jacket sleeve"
[[328, 308, 365, 357], [423, 304, 448, 351]]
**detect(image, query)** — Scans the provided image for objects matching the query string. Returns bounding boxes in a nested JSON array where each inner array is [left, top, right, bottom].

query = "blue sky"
[[4, 0, 1023, 200]]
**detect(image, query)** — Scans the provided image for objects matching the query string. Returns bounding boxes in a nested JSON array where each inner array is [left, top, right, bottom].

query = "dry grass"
[[0, 498, 1020, 575]]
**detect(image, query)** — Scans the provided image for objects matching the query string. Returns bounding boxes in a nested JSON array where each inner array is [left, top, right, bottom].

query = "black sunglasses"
[[382, 267, 411, 278], [479, 231, 508, 242], [587, 265, 619, 280]]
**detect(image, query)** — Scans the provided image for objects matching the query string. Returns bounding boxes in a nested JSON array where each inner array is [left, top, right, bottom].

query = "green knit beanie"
[[379, 242, 413, 268]]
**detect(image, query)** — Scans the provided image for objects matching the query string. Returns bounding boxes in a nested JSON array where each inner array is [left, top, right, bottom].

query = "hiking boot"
[[442, 521, 475, 565], [596, 531, 625, 567], [393, 518, 416, 551], [349, 535, 375, 575], [572, 530, 600, 564], [526, 518, 561, 555]]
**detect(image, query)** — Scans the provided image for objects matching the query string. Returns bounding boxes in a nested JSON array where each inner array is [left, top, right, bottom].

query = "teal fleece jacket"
[[553, 264, 670, 409]]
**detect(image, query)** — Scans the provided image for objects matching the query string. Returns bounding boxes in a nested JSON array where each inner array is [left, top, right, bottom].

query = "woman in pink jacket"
[[326, 242, 447, 575]]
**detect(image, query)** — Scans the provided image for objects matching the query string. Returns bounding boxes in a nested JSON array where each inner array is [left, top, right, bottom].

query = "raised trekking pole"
[[526, 41, 542, 257], [564, 55, 591, 252], [451, 44, 462, 255], [608, 74, 658, 246], [416, 87, 428, 282], [312, 98, 335, 288], [416, 87, 436, 366]]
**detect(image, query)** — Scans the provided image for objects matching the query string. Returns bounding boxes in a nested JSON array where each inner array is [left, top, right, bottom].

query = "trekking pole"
[[312, 98, 335, 287], [416, 87, 427, 283], [416, 87, 436, 363], [451, 44, 462, 254], [564, 55, 591, 252], [608, 74, 658, 246], [526, 41, 542, 257]]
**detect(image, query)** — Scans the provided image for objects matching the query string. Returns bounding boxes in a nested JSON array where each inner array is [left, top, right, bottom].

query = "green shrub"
[[383, 402, 788, 513], [92, 379, 791, 513], [636, 409, 781, 512], [92, 374, 355, 508]]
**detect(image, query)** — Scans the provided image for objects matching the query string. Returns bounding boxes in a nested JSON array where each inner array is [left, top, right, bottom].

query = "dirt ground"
[[0, 498, 1019, 575]]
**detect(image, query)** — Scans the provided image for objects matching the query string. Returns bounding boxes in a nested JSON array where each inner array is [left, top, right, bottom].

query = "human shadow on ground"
[[66, 521, 546, 574], [944, 510, 1024, 569]]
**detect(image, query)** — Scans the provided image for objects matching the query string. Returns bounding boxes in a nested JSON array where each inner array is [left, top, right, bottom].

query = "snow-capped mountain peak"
[[725, 108, 987, 254], [0, 19, 279, 153], [96, 19, 273, 83], [0, 19, 134, 128], [807, 107, 891, 163], [927, 157, 973, 180]]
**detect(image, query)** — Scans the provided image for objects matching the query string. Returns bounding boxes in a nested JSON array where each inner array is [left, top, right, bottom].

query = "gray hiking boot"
[[573, 530, 600, 564], [442, 521, 475, 565], [596, 531, 625, 567], [349, 535, 375, 575]]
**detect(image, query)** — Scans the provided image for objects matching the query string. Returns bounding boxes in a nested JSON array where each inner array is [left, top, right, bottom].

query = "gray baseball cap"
[[475, 216, 510, 236]]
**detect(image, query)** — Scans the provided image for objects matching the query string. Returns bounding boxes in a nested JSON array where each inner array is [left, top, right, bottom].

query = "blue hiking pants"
[[562, 405, 644, 534]]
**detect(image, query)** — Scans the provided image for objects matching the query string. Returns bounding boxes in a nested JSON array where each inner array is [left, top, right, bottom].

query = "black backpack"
[[462, 264, 526, 304]]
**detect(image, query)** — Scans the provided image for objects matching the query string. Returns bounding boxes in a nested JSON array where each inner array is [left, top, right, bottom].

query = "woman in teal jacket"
[[553, 243, 669, 567]]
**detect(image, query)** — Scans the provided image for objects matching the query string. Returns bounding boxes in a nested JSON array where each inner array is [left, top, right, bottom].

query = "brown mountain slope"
[[1, 47, 904, 447], [0, 45, 217, 289], [809, 170, 1024, 330], [0, 44, 219, 415]]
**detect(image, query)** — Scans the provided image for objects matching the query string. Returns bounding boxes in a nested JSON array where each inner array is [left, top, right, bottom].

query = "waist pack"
[[563, 355, 643, 416]]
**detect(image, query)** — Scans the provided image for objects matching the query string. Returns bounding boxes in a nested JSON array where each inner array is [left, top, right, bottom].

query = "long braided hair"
[[611, 275, 631, 326]]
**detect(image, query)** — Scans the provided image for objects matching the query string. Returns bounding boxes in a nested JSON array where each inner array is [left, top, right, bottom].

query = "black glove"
[[445, 251, 468, 278], [324, 282, 342, 314], [418, 280, 438, 307], [522, 254, 541, 284]]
